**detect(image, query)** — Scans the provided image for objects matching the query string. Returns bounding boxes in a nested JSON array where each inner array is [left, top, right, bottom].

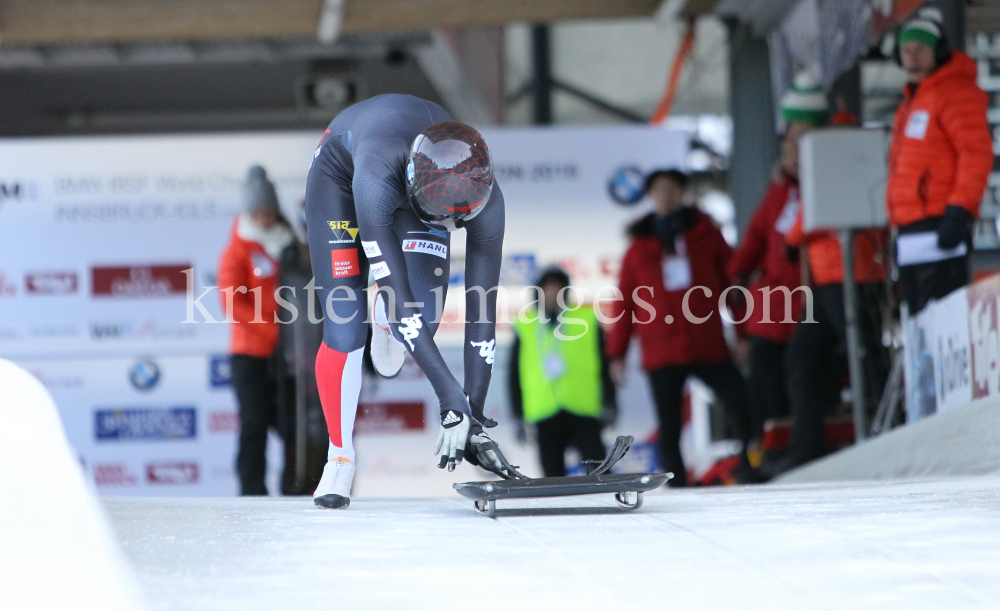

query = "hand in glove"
[[434, 409, 470, 471], [937, 205, 974, 250], [466, 433, 506, 473]]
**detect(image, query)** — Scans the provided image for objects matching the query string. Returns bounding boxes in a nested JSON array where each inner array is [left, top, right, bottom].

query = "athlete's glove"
[[466, 433, 506, 473], [435, 410, 471, 471]]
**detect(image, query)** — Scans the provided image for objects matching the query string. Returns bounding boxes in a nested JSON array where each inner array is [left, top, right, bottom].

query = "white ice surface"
[[105, 477, 1000, 611]]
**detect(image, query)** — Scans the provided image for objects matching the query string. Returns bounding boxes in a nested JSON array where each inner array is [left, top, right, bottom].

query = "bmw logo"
[[406, 159, 415, 185], [607, 166, 646, 206], [129, 359, 161, 392]]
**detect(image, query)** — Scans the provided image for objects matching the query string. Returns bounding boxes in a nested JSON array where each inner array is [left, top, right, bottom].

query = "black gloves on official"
[[937, 204, 974, 250]]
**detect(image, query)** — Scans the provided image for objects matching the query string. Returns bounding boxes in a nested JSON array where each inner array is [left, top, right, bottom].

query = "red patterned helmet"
[[406, 122, 494, 232]]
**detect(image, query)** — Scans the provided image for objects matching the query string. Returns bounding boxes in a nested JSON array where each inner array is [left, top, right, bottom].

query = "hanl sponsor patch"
[[95, 407, 197, 441], [402, 239, 447, 259], [328, 220, 360, 244], [332, 249, 360, 277]]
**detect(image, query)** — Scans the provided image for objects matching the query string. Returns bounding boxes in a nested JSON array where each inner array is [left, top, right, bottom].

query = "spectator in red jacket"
[[758, 84, 890, 479], [606, 169, 757, 486], [218, 166, 295, 495], [727, 149, 806, 439], [888, 8, 992, 315]]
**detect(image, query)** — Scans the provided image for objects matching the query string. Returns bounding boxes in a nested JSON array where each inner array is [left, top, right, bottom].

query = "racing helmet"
[[406, 122, 494, 232]]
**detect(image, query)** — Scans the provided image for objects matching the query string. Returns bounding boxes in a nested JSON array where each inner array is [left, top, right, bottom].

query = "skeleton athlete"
[[305, 94, 508, 509]]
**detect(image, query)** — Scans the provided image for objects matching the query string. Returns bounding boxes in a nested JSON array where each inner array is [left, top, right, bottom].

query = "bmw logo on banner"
[[129, 358, 161, 392], [607, 166, 646, 206]]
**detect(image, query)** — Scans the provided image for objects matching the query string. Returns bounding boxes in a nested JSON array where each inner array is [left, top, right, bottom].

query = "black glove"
[[937, 205, 974, 250]]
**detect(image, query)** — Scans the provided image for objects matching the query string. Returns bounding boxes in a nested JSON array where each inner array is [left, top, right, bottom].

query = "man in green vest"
[[508, 267, 616, 477]]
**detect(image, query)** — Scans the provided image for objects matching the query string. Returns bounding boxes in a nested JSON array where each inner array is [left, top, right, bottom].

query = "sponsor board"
[[93, 463, 139, 487], [0, 273, 16, 297], [402, 239, 447, 259], [89, 319, 198, 341], [606, 166, 646, 205], [128, 359, 161, 392], [968, 275, 1000, 400], [327, 220, 359, 244], [209, 355, 231, 388], [31, 372, 84, 390], [94, 407, 197, 441], [25, 271, 79, 295], [28, 325, 79, 338], [331, 249, 360, 277], [146, 461, 199, 485], [355, 402, 426, 434], [208, 410, 240, 434], [91, 264, 189, 298], [500, 253, 538, 286], [903, 308, 938, 422], [932, 290, 971, 412]]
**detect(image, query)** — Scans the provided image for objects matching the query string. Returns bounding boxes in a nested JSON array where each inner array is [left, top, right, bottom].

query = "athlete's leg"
[[305, 162, 368, 466]]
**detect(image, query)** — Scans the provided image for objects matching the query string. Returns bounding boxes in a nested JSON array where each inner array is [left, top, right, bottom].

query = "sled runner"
[[454, 435, 672, 518]]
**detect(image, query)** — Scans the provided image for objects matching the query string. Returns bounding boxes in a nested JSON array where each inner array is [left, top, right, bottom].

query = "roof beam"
[[0, 0, 661, 46]]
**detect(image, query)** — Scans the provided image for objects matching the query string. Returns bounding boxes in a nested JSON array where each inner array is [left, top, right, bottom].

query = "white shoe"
[[370, 284, 405, 378], [314, 458, 355, 509]]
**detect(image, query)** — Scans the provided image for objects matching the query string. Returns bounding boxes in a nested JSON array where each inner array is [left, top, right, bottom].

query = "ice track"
[[106, 477, 1000, 611]]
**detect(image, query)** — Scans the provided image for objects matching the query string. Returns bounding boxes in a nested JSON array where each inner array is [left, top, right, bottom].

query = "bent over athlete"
[[305, 94, 507, 509]]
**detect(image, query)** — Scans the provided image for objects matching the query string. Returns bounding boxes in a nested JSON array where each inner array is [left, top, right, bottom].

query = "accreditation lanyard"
[[537, 321, 566, 382]]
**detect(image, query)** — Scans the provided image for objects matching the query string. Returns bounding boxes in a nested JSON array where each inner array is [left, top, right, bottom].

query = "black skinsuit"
[[305, 94, 505, 424]]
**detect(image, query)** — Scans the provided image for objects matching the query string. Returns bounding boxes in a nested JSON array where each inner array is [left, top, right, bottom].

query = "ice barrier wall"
[[0, 358, 142, 611]]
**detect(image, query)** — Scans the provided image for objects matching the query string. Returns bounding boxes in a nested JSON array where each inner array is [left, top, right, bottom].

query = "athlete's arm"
[[352, 151, 470, 417], [462, 184, 505, 421]]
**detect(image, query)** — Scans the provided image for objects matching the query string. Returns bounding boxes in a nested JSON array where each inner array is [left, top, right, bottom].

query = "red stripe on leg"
[[315, 342, 349, 447]]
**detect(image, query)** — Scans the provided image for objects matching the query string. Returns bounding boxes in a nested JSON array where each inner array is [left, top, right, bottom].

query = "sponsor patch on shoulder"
[[371, 261, 391, 280], [362, 240, 382, 258], [402, 239, 448, 259]]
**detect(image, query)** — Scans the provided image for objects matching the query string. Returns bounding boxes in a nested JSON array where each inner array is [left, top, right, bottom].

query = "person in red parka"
[[607, 169, 757, 486], [218, 166, 295, 495], [888, 8, 992, 315], [727, 158, 805, 439], [757, 86, 890, 479]]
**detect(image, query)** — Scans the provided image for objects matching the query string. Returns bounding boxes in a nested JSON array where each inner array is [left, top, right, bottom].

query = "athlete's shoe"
[[370, 284, 405, 378], [314, 457, 355, 509]]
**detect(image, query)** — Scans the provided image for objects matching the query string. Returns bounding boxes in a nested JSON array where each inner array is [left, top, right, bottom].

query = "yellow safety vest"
[[514, 306, 603, 423]]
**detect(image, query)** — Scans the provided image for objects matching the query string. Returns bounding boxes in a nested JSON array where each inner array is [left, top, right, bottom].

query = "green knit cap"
[[780, 72, 829, 126], [899, 8, 942, 50]]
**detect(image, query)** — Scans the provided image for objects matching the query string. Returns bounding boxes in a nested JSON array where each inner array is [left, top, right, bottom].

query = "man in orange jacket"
[[888, 8, 992, 315]]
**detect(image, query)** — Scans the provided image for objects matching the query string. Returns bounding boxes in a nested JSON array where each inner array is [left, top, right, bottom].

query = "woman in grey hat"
[[218, 165, 295, 495]]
